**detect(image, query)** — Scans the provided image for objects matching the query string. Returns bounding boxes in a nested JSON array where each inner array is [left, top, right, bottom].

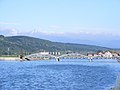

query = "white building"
[[39, 52, 49, 55], [103, 51, 113, 58]]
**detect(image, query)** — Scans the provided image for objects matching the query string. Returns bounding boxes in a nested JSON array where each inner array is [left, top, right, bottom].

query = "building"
[[103, 51, 113, 58], [39, 52, 49, 55]]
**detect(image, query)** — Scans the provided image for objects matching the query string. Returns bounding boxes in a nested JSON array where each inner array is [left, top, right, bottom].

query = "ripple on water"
[[0, 59, 119, 90]]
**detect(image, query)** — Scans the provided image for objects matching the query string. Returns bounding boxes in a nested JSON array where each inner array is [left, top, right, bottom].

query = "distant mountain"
[[19, 31, 120, 48], [103, 40, 120, 49], [0, 35, 111, 55]]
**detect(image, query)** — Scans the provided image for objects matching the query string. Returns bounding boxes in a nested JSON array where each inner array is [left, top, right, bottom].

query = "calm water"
[[0, 59, 120, 90]]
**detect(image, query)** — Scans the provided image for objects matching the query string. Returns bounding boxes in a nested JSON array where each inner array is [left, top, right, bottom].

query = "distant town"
[[0, 36, 120, 62]]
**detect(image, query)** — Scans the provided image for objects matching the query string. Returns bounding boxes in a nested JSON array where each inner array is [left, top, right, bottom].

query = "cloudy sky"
[[0, 0, 120, 48]]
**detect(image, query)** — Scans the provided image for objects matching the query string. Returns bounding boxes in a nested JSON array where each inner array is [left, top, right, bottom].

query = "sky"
[[0, 0, 120, 48]]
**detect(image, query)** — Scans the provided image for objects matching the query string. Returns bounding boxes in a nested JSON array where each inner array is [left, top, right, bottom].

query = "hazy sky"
[[0, 0, 120, 33], [0, 0, 120, 47]]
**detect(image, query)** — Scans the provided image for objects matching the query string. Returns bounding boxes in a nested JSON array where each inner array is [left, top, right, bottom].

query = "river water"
[[0, 59, 120, 90]]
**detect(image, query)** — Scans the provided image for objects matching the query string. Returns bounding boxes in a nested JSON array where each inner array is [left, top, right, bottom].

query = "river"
[[0, 59, 120, 90]]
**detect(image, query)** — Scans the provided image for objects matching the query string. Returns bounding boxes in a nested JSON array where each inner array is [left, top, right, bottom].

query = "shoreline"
[[0, 57, 120, 61], [0, 57, 20, 61]]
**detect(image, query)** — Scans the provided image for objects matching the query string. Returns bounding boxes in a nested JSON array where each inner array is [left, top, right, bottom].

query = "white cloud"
[[27, 28, 120, 38], [0, 21, 20, 25], [0, 28, 18, 36], [10, 28, 18, 35]]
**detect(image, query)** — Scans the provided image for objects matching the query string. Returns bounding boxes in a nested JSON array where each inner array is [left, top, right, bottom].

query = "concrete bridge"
[[58, 53, 88, 59], [23, 52, 120, 62], [24, 53, 88, 60]]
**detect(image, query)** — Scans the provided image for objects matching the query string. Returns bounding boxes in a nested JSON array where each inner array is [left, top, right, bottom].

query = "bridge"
[[58, 53, 88, 59], [24, 53, 88, 60], [23, 52, 120, 62]]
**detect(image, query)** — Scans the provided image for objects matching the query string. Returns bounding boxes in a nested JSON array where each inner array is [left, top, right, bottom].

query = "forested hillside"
[[0, 35, 111, 55]]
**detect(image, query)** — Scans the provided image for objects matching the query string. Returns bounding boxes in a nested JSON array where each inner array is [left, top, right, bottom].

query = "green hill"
[[0, 35, 111, 56]]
